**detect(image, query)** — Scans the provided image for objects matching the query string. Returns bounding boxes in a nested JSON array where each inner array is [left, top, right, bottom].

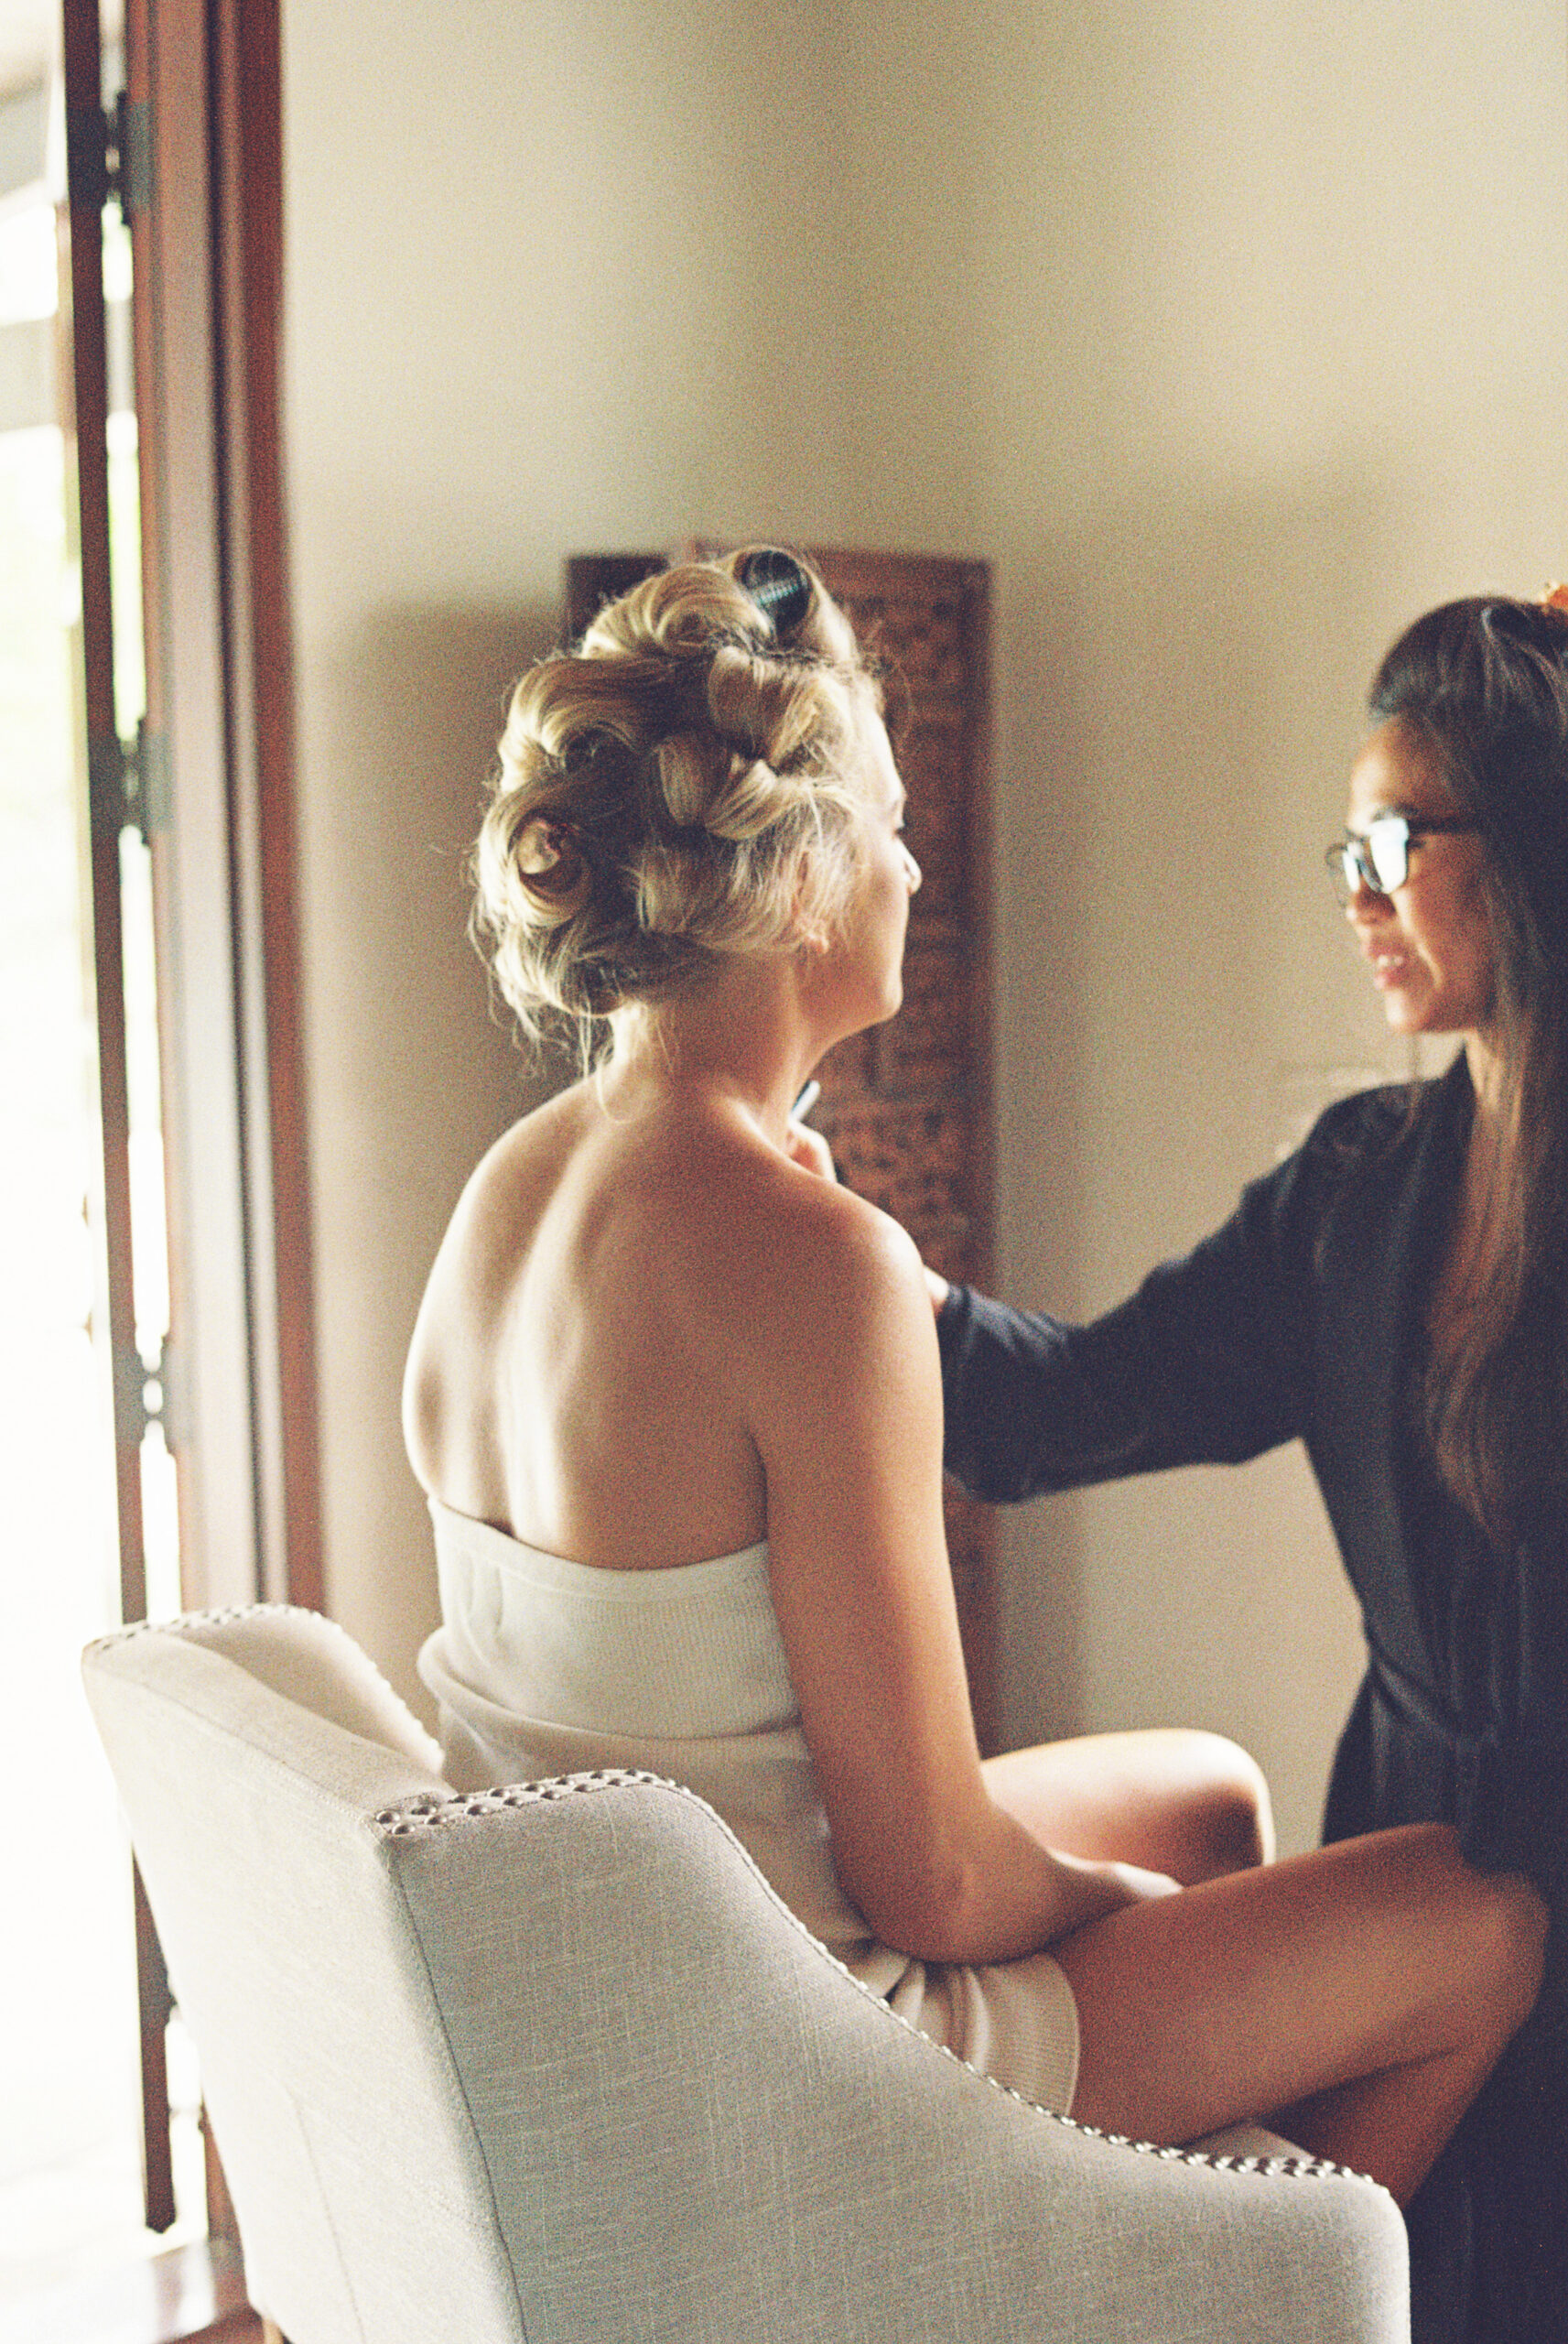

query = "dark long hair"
[[1368, 594, 1568, 1542]]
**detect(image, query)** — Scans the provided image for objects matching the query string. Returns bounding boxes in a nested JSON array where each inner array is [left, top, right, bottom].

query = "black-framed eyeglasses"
[[1324, 814, 1479, 906]]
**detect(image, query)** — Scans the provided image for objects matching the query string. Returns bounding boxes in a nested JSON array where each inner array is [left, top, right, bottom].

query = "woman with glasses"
[[407, 552, 1541, 2249], [934, 588, 1568, 2341]]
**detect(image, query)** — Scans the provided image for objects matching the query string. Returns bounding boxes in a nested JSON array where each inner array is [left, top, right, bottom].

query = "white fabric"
[[82, 1607, 1411, 2344], [421, 1495, 1081, 2112]]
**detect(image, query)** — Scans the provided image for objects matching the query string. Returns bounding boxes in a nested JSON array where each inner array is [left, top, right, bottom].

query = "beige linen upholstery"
[[82, 1608, 1410, 2344]]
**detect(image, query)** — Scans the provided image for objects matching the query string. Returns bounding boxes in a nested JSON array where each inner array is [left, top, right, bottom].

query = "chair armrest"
[[383, 1772, 1409, 2344]]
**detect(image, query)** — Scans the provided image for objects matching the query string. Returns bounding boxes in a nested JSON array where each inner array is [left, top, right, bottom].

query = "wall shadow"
[[299, 594, 574, 1716]]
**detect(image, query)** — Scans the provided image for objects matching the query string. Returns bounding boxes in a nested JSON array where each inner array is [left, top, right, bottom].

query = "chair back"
[[83, 1608, 525, 2344]]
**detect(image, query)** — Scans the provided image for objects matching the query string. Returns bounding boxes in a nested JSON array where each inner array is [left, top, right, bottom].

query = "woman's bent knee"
[[1476, 1871, 1549, 2038], [1183, 1735, 1275, 1876], [1426, 1828, 1550, 2043]]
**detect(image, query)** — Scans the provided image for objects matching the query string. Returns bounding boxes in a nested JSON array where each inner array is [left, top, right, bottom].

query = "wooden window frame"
[[54, 0, 312, 2326], [128, 0, 320, 1614]]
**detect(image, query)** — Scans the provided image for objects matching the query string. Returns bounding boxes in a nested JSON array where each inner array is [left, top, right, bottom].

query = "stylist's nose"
[[1344, 869, 1389, 928]]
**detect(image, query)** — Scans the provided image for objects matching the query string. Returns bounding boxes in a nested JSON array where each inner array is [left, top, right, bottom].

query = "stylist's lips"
[[1367, 948, 1412, 987]]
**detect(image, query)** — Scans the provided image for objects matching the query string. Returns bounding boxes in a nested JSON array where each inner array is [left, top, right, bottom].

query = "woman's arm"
[[737, 1187, 1169, 1964]]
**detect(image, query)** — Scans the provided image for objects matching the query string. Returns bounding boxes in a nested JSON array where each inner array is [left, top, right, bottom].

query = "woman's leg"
[[983, 1728, 1275, 1883], [1050, 1822, 1546, 2205]]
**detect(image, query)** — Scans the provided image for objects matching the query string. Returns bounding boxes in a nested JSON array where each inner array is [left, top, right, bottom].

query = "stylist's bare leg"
[[1052, 1822, 1545, 2205], [984, 1728, 1275, 1883]]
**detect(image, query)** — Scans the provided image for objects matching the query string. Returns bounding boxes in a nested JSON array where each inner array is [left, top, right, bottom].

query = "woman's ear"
[[788, 843, 830, 956]]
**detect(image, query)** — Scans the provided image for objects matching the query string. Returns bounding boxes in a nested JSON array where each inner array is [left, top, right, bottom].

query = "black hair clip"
[[739, 548, 812, 638]]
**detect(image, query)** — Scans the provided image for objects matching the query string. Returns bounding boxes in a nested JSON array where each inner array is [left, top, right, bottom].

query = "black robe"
[[935, 1056, 1568, 2344]]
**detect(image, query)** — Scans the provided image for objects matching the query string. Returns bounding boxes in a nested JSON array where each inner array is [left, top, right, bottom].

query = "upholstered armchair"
[[82, 1607, 1409, 2343]]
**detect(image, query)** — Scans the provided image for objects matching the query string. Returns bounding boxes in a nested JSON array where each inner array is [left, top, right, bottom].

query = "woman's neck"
[[603, 957, 822, 1149]]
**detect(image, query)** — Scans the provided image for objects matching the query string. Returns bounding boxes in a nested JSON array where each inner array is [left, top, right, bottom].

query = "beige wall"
[[284, 0, 1568, 1856], [821, 0, 1568, 1855]]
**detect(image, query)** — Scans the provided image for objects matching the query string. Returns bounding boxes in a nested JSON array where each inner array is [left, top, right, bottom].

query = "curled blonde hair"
[[472, 549, 876, 1058]]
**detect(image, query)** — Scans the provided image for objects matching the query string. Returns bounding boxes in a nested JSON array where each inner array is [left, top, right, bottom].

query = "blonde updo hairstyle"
[[473, 549, 876, 1058]]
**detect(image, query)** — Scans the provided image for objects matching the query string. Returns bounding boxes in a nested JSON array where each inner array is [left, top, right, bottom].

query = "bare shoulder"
[[779, 1169, 928, 1329], [424, 1083, 594, 1286], [677, 1123, 935, 1402], [403, 1082, 595, 1483]]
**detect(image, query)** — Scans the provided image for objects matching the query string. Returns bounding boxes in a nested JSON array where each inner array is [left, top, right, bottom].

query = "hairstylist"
[[930, 587, 1568, 2344]]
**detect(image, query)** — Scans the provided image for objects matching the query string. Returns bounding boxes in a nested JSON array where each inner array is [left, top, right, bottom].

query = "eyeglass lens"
[[1364, 817, 1411, 891], [1327, 815, 1411, 902]]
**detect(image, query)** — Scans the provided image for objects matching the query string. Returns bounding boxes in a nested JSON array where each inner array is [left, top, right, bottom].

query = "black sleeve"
[[935, 1101, 1383, 1503]]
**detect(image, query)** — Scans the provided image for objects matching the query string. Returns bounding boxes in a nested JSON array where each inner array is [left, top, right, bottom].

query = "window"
[[1, 0, 311, 2327]]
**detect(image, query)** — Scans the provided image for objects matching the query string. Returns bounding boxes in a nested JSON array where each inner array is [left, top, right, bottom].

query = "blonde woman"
[[406, 550, 1543, 2209]]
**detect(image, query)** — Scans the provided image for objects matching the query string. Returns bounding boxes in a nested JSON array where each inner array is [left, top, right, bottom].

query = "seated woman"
[[405, 548, 1544, 2203]]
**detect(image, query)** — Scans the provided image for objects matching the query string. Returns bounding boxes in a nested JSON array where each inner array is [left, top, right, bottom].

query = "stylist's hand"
[[786, 1119, 837, 1182]]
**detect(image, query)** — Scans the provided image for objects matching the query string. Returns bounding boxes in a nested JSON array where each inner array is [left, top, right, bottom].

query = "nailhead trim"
[[95, 1600, 367, 1648], [369, 1763, 1376, 2192], [373, 1765, 665, 1837], [88, 1601, 416, 1711]]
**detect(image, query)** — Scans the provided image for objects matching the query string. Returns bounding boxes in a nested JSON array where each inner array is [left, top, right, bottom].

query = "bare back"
[[404, 1074, 860, 1568]]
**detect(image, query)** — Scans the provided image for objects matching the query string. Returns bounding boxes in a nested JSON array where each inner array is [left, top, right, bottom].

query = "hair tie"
[[1541, 581, 1568, 618], [739, 548, 812, 638]]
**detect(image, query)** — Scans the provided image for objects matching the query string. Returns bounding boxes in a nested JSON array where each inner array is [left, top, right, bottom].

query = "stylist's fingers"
[[787, 1122, 838, 1182]]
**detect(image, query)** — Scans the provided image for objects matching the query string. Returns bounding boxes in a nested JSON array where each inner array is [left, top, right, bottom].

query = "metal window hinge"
[[90, 721, 170, 842], [114, 1338, 187, 1454], [65, 92, 153, 219], [114, 92, 154, 221]]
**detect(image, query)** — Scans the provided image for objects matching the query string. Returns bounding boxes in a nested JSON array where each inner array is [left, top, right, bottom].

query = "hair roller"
[[478, 805, 591, 937], [514, 815, 592, 915], [514, 815, 568, 878], [738, 548, 813, 638]]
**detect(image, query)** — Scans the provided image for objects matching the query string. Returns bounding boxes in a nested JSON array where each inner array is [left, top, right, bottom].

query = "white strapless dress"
[[419, 1494, 1079, 2111]]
